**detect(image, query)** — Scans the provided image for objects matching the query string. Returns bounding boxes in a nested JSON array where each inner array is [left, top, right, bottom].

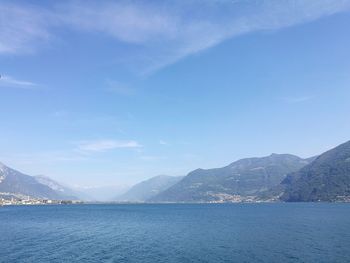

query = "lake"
[[0, 203, 349, 262]]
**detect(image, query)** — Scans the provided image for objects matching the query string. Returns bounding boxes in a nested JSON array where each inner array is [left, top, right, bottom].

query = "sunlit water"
[[0, 203, 349, 262]]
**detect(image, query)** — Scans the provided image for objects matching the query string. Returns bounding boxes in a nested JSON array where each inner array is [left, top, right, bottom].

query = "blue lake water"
[[0, 203, 350, 263]]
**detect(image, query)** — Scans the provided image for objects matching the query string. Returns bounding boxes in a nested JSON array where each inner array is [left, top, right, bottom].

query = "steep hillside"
[[34, 175, 78, 200], [281, 141, 350, 202], [0, 162, 74, 200], [151, 154, 310, 202]]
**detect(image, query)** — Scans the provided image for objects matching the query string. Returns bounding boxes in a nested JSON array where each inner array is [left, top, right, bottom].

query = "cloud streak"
[[76, 140, 142, 153], [285, 96, 313, 103], [1, 0, 350, 72], [159, 140, 169, 146], [0, 75, 37, 89]]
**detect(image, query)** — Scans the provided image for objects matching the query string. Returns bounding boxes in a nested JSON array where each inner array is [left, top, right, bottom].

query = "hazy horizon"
[[1, 0, 350, 187], [0, 149, 339, 189]]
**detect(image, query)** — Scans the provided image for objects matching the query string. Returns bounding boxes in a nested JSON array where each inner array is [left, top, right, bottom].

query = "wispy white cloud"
[[52, 110, 69, 118], [61, 0, 350, 73], [159, 140, 169, 146], [1, 0, 350, 72], [0, 3, 53, 54], [283, 96, 313, 103], [76, 139, 142, 153], [0, 75, 37, 89], [58, 1, 177, 44]]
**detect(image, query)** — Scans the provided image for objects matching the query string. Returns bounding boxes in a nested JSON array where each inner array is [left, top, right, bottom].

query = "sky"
[[1, 0, 350, 187]]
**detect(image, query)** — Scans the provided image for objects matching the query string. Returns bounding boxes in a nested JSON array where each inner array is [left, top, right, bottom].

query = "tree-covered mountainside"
[[0, 162, 76, 200], [281, 141, 350, 202], [150, 154, 310, 202], [115, 175, 183, 202]]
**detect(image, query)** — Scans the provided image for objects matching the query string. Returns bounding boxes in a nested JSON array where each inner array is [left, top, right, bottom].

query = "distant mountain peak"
[[115, 175, 183, 202], [0, 161, 8, 170]]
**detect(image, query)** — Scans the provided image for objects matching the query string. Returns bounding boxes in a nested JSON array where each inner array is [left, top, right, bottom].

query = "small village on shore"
[[0, 193, 83, 206]]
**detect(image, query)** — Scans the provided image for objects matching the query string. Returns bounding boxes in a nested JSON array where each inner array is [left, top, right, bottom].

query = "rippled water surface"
[[0, 203, 350, 262]]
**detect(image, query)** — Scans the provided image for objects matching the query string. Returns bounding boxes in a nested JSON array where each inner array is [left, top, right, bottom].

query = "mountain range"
[[2, 140, 350, 203], [0, 162, 131, 201], [0, 163, 76, 200], [150, 154, 311, 202]]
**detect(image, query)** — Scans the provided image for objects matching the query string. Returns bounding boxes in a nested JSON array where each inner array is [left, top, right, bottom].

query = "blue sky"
[[1, 0, 350, 187]]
